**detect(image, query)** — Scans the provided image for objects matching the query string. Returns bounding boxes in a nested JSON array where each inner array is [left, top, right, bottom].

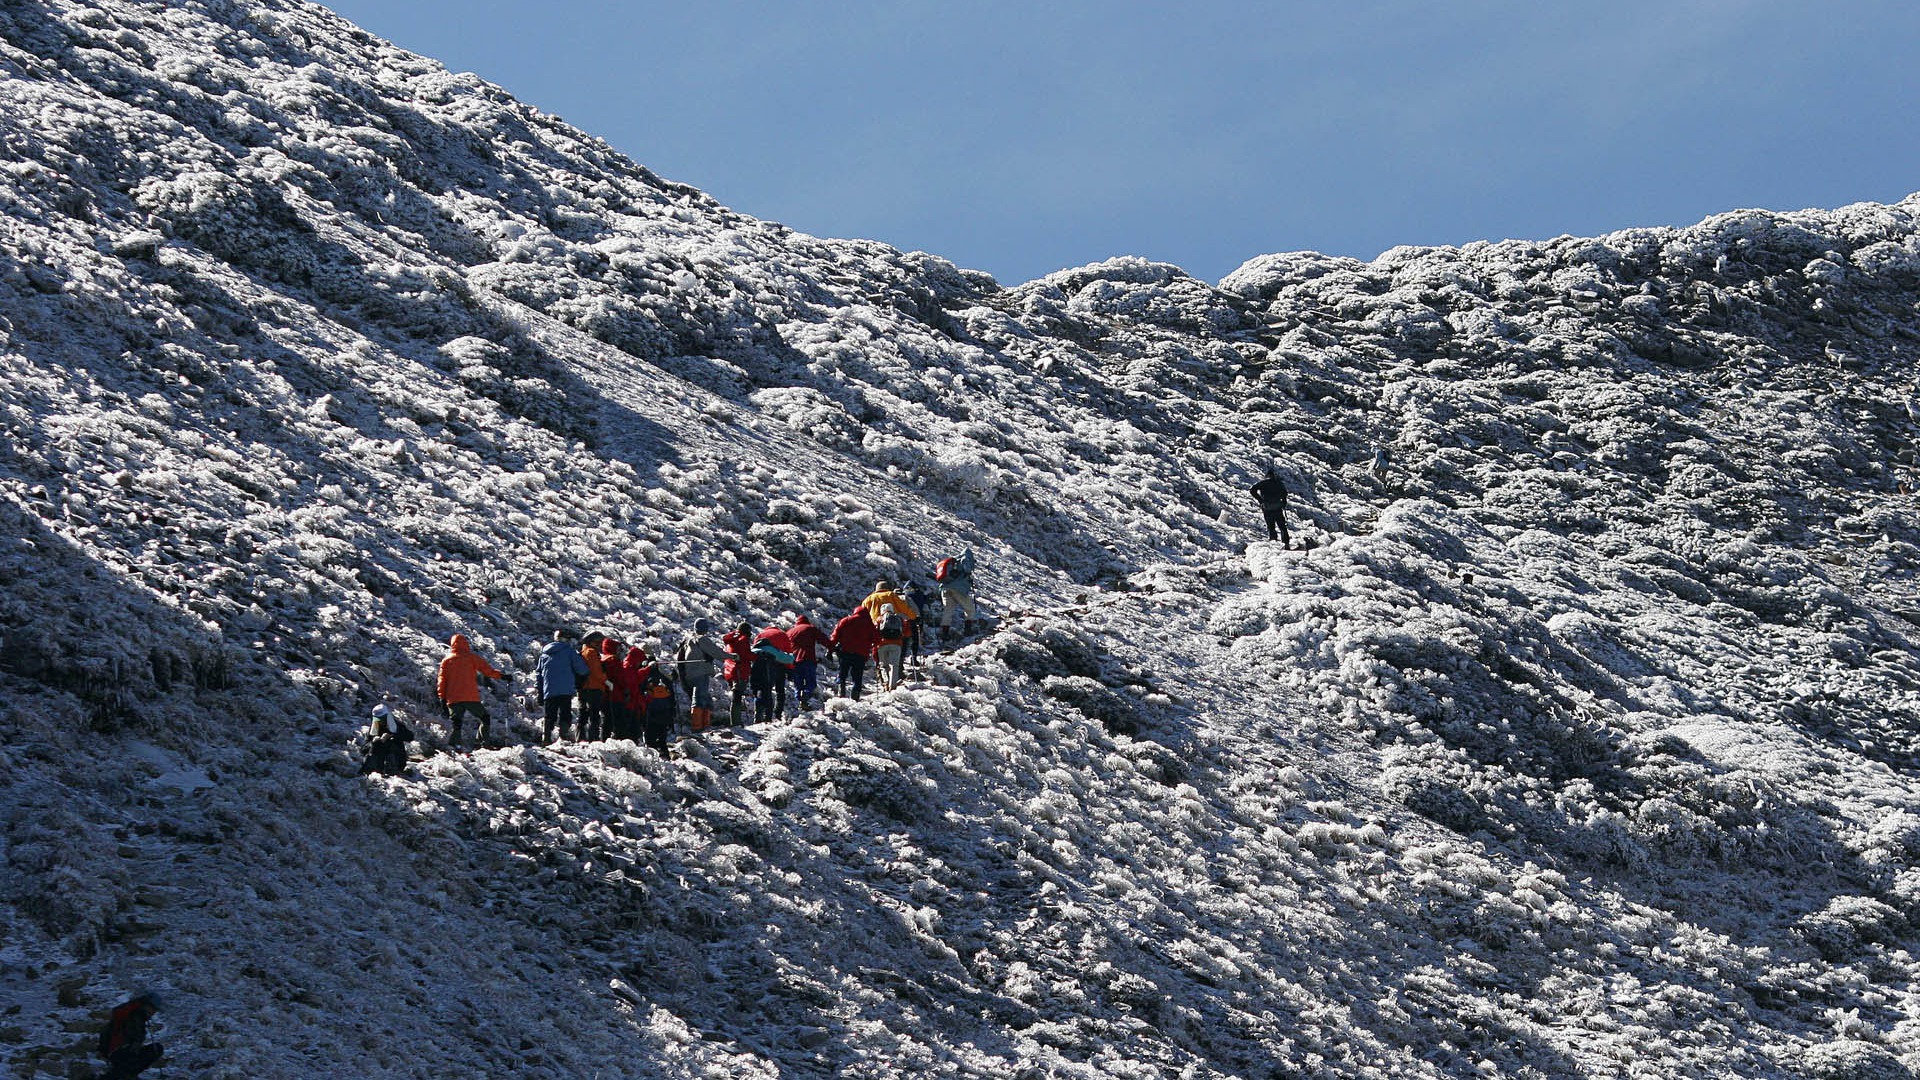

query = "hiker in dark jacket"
[[535, 629, 590, 744], [97, 993, 162, 1079], [358, 703, 409, 776], [751, 625, 796, 723], [676, 619, 729, 732], [904, 580, 938, 660], [1250, 467, 1291, 546], [635, 647, 677, 755], [829, 607, 877, 701], [787, 614, 829, 711]]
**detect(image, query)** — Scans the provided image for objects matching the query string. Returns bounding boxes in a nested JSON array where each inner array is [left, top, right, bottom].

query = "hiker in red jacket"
[[752, 624, 796, 722], [97, 993, 162, 1079], [829, 607, 878, 702], [787, 614, 829, 711], [721, 622, 754, 727], [602, 638, 640, 741]]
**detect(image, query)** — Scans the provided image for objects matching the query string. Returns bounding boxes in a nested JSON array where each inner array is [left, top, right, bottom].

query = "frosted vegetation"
[[3, 1, 1920, 1077]]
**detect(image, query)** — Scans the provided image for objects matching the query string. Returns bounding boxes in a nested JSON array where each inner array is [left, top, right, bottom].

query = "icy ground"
[[4, 1, 1920, 1077]]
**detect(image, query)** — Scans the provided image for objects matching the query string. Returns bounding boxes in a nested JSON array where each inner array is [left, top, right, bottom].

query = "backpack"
[[879, 605, 904, 638], [935, 557, 955, 582]]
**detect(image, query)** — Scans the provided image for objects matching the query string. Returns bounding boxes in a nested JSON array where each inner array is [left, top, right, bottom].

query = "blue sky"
[[321, 1, 1920, 285]]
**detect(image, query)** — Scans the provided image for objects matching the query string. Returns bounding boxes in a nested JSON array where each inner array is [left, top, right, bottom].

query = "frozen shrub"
[[806, 752, 927, 823], [1040, 676, 1139, 735], [1797, 897, 1909, 960], [134, 169, 319, 284], [4, 803, 130, 945], [1800, 1040, 1912, 1080]]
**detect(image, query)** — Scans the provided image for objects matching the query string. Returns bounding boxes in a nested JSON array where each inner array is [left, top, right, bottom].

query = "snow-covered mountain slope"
[[5, 1, 1920, 1077]]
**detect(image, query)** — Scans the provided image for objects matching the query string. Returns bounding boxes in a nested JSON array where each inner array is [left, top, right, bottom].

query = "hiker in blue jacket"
[[935, 547, 978, 640], [535, 629, 590, 744]]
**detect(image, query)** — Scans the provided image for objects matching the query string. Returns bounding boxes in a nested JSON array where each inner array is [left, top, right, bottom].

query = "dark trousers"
[[1261, 506, 1290, 546], [837, 654, 868, 701], [102, 1042, 163, 1080], [541, 695, 574, 742], [445, 701, 488, 746], [601, 702, 629, 741], [360, 734, 405, 776], [643, 700, 675, 754], [578, 688, 608, 740], [727, 681, 749, 726], [754, 667, 788, 723], [792, 660, 818, 708]]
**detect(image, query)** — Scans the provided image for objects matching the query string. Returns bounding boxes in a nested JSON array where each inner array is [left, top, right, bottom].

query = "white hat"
[[372, 704, 391, 718]]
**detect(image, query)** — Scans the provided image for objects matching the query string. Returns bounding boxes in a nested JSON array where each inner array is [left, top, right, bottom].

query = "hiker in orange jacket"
[[579, 631, 610, 740], [437, 634, 505, 747]]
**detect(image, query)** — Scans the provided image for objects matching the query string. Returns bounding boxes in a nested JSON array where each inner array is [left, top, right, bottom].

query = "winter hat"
[[693, 618, 711, 634], [875, 579, 892, 591], [371, 704, 391, 719]]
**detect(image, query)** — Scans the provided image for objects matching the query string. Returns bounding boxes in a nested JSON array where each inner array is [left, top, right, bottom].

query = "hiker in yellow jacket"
[[858, 579, 919, 627]]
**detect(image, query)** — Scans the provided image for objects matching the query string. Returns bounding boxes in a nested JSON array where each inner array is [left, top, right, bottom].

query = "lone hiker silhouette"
[[1250, 467, 1291, 547]]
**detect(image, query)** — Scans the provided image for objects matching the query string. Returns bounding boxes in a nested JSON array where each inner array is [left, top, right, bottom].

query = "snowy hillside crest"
[[5, 1, 1920, 1077]]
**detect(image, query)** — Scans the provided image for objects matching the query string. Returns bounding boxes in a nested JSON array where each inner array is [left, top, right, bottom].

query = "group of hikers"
[[360, 549, 981, 772], [360, 467, 1305, 776]]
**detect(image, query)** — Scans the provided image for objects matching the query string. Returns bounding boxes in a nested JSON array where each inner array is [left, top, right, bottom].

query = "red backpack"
[[935, 557, 955, 582]]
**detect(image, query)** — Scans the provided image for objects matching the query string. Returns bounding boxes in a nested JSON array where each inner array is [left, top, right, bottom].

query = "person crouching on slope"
[[829, 605, 877, 701], [787, 614, 829, 712], [358, 703, 410, 776], [721, 621, 754, 727], [438, 634, 505, 749], [751, 624, 796, 723], [96, 992, 162, 1080]]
